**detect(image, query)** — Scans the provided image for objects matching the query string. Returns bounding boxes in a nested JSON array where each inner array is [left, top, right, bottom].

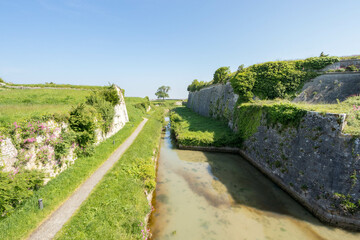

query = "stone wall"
[[241, 111, 360, 229], [187, 82, 238, 128], [322, 59, 360, 71], [293, 72, 360, 103], [186, 84, 360, 229], [0, 86, 129, 182]]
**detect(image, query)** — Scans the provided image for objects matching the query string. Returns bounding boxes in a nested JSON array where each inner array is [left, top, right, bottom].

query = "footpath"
[[27, 118, 148, 240]]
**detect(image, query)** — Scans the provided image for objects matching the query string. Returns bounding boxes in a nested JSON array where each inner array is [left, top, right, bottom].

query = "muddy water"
[[149, 123, 360, 240]]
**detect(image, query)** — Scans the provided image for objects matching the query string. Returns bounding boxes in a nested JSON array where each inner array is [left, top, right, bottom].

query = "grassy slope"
[[0, 98, 146, 240], [55, 109, 164, 240], [0, 88, 91, 127], [171, 106, 240, 147], [243, 96, 360, 135]]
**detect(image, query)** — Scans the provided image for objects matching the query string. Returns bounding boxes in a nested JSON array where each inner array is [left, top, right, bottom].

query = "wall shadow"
[[176, 148, 332, 229]]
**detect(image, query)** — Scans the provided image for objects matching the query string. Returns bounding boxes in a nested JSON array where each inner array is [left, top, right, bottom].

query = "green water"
[[149, 123, 360, 240]]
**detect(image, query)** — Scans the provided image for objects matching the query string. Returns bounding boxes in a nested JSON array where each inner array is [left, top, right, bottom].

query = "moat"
[[149, 121, 360, 240]]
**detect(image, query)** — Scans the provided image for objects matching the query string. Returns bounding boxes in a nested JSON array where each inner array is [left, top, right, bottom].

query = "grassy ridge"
[[240, 96, 360, 136], [0, 88, 91, 128], [55, 109, 164, 240], [0, 99, 146, 240], [170, 106, 240, 147]]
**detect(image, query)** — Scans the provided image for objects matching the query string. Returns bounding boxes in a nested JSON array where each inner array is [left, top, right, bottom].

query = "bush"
[[301, 56, 339, 70], [346, 65, 359, 72], [264, 103, 307, 127], [86, 92, 115, 133], [213, 67, 231, 84], [230, 70, 255, 102], [69, 104, 97, 149], [0, 78, 4, 83], [187, 79, 211, 92], [0, 170, 44, 216]]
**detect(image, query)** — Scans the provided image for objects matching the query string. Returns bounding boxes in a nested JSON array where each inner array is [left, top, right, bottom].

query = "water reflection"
[[149, 125, 360, 240]]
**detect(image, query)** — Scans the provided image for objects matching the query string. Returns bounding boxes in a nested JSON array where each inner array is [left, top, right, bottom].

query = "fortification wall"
[[0, 86, 129, 182], [187, 84, 360, 230], [293, 72, 360, 103], [322, 59, 360, 71], [187, 82, 238, 128]]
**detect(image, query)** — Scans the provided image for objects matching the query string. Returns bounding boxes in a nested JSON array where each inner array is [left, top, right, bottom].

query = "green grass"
[[240, 96, 360, 135], [0, 98, 146, 240], [170, 106, 240, 147], [5, 83, 105, 90], [0, 88, 91, 127], [54, 109, 164, 240]]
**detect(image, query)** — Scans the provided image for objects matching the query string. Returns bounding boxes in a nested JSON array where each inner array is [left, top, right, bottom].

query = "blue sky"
[[0, 0, 359, 99]]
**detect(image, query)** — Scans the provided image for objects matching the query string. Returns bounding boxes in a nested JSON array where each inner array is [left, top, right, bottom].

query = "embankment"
[[186, 84, 360, 230], [0, 86, 128, 180]]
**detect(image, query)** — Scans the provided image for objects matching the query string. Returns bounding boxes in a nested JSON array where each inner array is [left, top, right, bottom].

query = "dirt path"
[[27, 118, 148, 240]]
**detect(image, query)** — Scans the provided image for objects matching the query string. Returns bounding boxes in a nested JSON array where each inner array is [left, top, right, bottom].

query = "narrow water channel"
[[149, 121, 360, 240]]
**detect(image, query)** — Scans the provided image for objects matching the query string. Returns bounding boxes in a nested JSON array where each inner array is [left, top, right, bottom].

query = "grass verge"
[[240, 96, 360, 136], [170, 106, 240, 147], [0, 100, 145, 240], [54, 109, 165, 240]]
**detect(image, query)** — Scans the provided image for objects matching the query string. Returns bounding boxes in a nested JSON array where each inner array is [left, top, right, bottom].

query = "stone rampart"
[[186, 84, 360, 230], [293, 72, 360, 103]]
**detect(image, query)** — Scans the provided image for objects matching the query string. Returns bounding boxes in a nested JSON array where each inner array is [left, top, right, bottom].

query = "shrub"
[[187, 79, 211, 92], [346, 65, 359, 72], [68, 104, 97, 149], [86, 93, 115, 133], [230, 70, 255, 102], [213, 67, 231, 84], [0, 78, 4, 83], [301, 56, 339, 70], [0, 170, 44, 216], [264, 103, 307, 127]]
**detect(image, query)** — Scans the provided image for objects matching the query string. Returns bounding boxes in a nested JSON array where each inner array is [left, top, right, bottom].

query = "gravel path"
[[27, 118, 148, 240]]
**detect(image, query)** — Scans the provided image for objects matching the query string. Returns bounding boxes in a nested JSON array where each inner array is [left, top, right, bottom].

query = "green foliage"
[[170, 107, 241, 147], [246, 61, 318, 100], [134, 96, 150, 113], [300, 56, 339, 70], [0, 78, 4, 83], [346, 65, 359, 72], [155, 85, 171, 100], [0, 98, 145, 240], [334, 193, 359, 213], [86, 89, 117, 133], [230, 70, 255, 102], [54, 109, 164, 240], [68, 103, 97, 149], [187, 79, 211, 92], [264, 103, 307, 128], [234, 104, 262, 140], [189, 56, 339, 102], [0, 170, 44, 216], [54, 130, 76, 161], [213, 66, 231, 84], [97, 85, 120, 106]]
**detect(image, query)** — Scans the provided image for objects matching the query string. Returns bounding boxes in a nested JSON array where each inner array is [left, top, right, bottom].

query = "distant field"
[[0, 88, 91, 127], [6, 83, 105, 90]]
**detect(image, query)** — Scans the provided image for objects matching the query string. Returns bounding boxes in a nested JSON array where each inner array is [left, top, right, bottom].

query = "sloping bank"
[[182, 84, 360, 230], [54, 109, 164, 240], [0, 97, 149, 240]]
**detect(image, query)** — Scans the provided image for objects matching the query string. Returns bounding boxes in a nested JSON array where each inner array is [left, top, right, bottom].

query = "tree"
[[213, 66, 231, 84], [155, 86, 171, 100]]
